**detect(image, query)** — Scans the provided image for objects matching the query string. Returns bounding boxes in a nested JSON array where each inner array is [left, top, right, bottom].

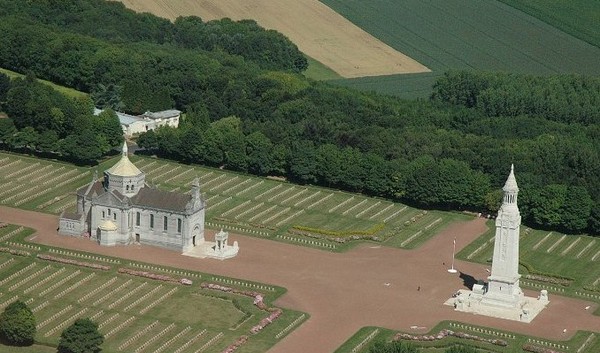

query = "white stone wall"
[[58, 219, 83, 236], [131, 207, 201, 251]]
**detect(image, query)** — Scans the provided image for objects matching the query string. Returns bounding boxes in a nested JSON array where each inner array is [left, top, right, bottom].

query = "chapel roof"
[[77, 181, 105, 198], [62, 212, 81, 221], [106, 142, 142, 177], [131, 188, 192, 212]]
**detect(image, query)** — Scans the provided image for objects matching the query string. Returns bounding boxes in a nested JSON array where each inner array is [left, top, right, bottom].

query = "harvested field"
[[116, 0, 430, 78]]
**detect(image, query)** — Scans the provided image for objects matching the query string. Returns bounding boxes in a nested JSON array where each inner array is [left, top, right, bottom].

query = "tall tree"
[[0, 72, 10, 103], [0, 300, 36, 346]]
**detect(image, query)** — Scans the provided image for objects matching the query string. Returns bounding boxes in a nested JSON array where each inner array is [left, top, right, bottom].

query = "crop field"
[[0, 225, 304, 353], [321, 0, 600, 97], [116, 0, 429, 78], [458, 223, 600, 295], [497, 0, 600, 48]]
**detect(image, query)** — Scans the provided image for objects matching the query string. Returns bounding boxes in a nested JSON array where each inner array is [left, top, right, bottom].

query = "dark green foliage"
[[91, 84, 124, 111], [2, 76, 121, 163], [58, 318, 103, 353], [369, 340, 417, 353], [433, 71, 600, 125], [174, 17, 307, 72], [0, 118, 17, 143], [0, 300, 36, 346], [0, 72, 10, 103], [0, 0, 305, 74]]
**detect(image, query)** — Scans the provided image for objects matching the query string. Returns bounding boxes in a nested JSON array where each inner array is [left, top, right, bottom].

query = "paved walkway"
[[2, 206, 599, 353]]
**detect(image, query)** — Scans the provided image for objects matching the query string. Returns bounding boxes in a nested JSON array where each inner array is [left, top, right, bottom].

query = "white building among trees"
[[94, 109, 181, 137]]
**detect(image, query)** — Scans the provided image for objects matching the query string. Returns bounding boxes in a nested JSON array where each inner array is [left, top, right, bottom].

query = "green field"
[[497, 0, 600, 49], [0, 67, 87, 98], [0, 225, 305, 353], [0, 152, 464, 251], [321, 0, 600, 97], [304, 56, 343, 81]]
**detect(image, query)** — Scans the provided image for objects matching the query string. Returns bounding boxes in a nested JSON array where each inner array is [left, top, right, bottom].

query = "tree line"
[[0, 73, 123, 163], [0, 1, 597, 235], [0, 0, 306, 74]]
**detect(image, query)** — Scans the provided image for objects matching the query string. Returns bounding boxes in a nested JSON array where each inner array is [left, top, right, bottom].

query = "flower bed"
[[520, 261, 573, 286], [0, 247, 30, 257], [221, 335, 248, 353], [524, 274, 572, 287], [200, 283, 266, 308], [118, 268, 192, 285], [394, 329, 507, 347], [522, 344, 564, 353], [250, 308, 282, 334], [38, 254, 110, 270]]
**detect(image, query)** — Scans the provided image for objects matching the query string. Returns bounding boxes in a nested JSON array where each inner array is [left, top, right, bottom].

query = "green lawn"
[[131, 156, 463, 251], [0, 226, 306, 353], [0, 152, 463, 251], [457, 222, 600, 293], [0, 344, 56, 353], [0, 152, 92, 212], [0, 67, 87, 98], [320, 0, 600, 97], [303, 56, 343, 81]]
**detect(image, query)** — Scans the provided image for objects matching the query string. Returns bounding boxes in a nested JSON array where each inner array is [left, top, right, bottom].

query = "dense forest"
[[0, 0, 597, 235]]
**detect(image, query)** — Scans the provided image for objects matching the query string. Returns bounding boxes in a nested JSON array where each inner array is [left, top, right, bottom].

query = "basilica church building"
[[59, 143, 205, 252]]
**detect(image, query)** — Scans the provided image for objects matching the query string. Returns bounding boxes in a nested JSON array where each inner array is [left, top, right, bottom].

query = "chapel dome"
[[106, 142, 142, 177]]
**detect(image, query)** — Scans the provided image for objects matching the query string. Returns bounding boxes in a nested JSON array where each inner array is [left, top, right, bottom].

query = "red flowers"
[[37, 254, 110, 270]]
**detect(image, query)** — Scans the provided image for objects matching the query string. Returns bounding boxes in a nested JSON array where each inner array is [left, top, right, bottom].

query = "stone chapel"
[[59, 143, 205, 252]]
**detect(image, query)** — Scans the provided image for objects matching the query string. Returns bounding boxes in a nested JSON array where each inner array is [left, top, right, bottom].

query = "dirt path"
[[2, 206, 599, 353]]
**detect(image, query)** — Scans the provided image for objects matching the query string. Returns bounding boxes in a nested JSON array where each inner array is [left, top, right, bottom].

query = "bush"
[[0, 300, 36, 346], [58, 318, 103, 353]]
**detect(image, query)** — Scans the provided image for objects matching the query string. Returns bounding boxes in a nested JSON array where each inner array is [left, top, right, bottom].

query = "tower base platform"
[[444, 289, 549, 323]]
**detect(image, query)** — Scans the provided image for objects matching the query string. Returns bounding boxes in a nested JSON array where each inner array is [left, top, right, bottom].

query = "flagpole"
[[448, 237, 457, 273]]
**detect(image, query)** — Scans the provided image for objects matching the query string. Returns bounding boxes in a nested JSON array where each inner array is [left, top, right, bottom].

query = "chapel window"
[[177, 219, 182, 233], [163, 216, 168, 231], [136, 212, 140, 226], [150, 214, 154, 228]]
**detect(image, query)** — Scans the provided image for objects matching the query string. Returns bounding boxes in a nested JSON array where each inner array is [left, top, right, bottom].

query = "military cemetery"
[[0, 0, 599, 352]]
